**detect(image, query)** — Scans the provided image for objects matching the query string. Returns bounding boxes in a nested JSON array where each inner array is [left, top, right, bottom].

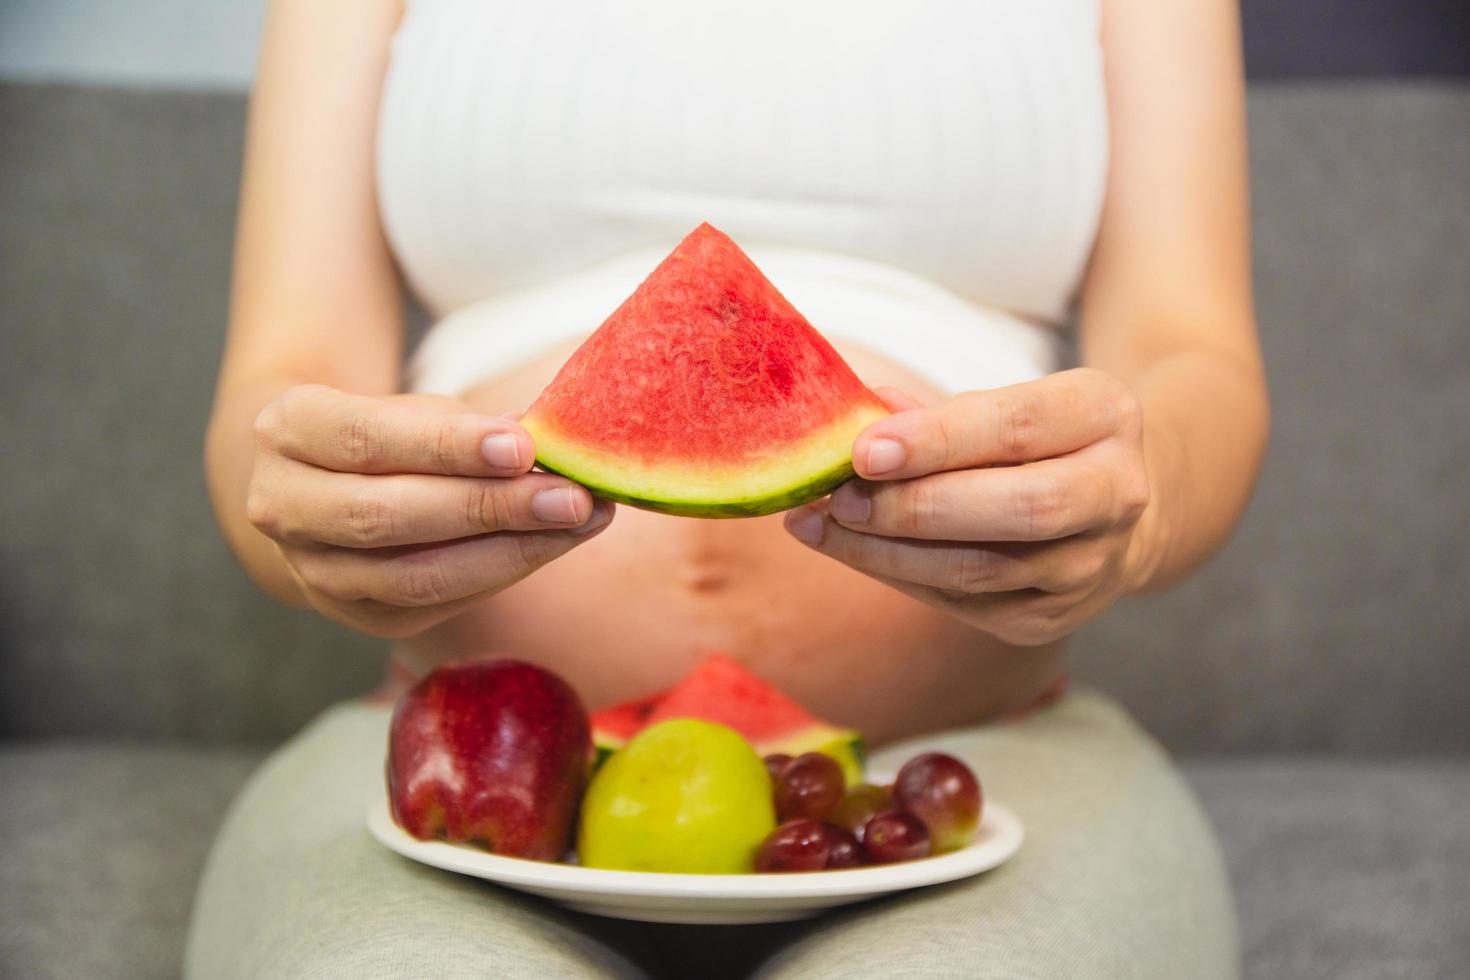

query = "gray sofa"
[[2, 81, 1467, 979]]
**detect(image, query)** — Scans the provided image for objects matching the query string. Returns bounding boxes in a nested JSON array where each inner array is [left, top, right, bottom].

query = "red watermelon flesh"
[[644, 654, 824, 737], [589, 654, 864, 784], [588, 689, 666, 744], [522, 223, 888, 517]]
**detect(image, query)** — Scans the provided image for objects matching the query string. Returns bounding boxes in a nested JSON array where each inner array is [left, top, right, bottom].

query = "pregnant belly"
[[396, 343, 1065, 744]]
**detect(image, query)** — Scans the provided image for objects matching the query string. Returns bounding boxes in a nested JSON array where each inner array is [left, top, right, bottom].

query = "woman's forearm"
[[206, 375, 315, 606], [1073, 0, 1262, 593], [1115, 345, 1269, 593], [208, 0, 407, 605]]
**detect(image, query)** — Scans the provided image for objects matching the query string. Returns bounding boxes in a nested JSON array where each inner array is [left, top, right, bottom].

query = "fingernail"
[[784, 508, 825, 546], [828, 484, 871, 524], [864, 438, 905, 475], [533, 487, 583, 523], [482, 433, 521, 470], [570, 502, 613, 535]]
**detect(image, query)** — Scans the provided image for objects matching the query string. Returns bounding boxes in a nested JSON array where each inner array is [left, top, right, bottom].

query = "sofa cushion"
[[1187, 757, 1470, 980], [0, 740, 265, 980], [2, 743, 1466, 980]]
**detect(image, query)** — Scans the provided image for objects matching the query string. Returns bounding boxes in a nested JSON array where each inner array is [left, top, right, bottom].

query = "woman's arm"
[[783, 0, 1267, 643], [206, 0, 407, 602], [1081, 0, 1268, 590], [206, 0, 612, 636]]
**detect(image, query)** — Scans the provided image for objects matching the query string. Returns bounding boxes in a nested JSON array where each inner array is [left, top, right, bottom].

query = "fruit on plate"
[[387, 658, 590, 861], [822, 826, 863, 869], [746, 750, 984, 872], [521, 222, 889, 517], [863, 811, 933, 864], [772, 752, 846, 822], [828, 783, 893, 844], [892, 752, 983, 853], [578, 719, 776, 873], [754, 819, 831, 873], [748, 752, 980, 872], [591, 654, 864, 785], [585, 690, 662, 769]]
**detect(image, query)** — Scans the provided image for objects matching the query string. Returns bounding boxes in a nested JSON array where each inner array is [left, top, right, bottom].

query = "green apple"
[[577, 719, 775, 873]]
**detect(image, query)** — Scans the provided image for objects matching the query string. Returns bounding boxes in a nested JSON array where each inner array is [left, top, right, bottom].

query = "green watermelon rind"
[[593, 725, 866, 787], [592, 743, 617, 771], [534, 454, 859, 518], [770, 729, 867, 789]]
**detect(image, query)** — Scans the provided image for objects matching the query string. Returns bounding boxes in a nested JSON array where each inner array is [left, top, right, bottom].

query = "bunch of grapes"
[[753, 751, 982, 872]]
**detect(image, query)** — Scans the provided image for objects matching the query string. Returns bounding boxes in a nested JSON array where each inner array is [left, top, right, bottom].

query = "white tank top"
[[378, 1, 1108, 396]]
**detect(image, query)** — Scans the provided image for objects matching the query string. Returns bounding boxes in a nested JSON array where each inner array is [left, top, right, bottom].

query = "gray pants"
[[186, 691, 1238, 979]]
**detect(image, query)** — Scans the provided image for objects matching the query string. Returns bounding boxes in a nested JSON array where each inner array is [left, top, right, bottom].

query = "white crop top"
[[377, 1, 1108, 395]]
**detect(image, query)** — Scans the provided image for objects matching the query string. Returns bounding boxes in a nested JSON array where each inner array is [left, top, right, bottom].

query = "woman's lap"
[[185, 701, 649, 979], [185, 691, 1237, 979], [757, 692, 1239, 979]]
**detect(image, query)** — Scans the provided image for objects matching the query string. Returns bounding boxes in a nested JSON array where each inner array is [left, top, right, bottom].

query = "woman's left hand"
[[783, 368, 1155, 646]]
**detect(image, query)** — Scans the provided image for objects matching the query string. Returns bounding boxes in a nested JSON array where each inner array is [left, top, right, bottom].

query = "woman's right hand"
[[245, 384, 612, 638]]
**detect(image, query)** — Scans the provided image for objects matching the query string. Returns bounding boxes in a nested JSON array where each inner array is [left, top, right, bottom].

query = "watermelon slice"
[[590, 654, 865, 786], [522, 223, 889, 517], [586, 689, 665, 765]]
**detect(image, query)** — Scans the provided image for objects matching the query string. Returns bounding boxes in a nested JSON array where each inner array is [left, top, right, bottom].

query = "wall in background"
[[2, 0, 1468, 91], [0, 0, 266, 89], [1241, 0, 1470, 79]]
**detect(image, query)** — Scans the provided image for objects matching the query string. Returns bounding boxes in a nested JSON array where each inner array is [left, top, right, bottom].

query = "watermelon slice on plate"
[[586, 690, 665, 762], [590, 654, 865, 786], [521, 223, 889, 517]]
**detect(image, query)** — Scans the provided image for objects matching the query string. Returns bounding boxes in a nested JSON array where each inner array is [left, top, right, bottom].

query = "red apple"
[[387, 657, 590, 861]]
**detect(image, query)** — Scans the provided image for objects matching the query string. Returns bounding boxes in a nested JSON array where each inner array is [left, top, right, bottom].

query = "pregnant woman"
[[191, 1, 1267, 976]]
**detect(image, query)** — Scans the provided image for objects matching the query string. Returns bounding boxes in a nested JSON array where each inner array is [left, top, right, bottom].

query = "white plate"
[[366, 799, 1022, 924]]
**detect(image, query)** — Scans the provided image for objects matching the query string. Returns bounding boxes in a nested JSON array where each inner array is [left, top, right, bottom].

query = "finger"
[[785, 534, 1071, 647], [826, 457, 1117, 542], [783, 520, 1092, 647], [293, 502, 615, 607], [852, 368, 1136, 479], [256, 384, 536, 476], [320, 591, 490, 641], [861, 569, 1065, 646], [784, 509, 1106, 594], [259, 467, 601, 548]]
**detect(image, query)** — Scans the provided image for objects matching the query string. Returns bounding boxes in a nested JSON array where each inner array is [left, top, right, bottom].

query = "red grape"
[[828, 783, 892, 844], [774, 753, 845, 822], [892, 752, 982, 853], [754, 819, 830, 872], [822, 825, 863, 869], [862, 811, 931, 864], [763, 753, 793, 784]]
